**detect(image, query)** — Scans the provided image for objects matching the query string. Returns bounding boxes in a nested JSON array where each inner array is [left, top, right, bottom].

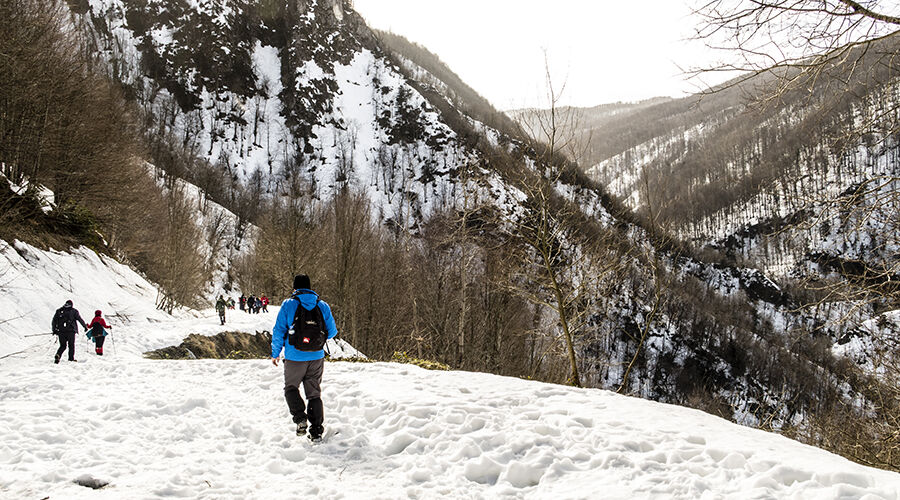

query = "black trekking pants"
[[283, 358, 325, 432], [55, 332, 76, 361]]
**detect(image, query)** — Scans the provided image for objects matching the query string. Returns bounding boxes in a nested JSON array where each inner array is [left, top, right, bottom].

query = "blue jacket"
[[272, 289, 338, 361]]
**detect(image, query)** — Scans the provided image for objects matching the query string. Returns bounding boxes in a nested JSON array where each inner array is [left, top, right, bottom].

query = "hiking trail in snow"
[[2, 350, 900, 499]]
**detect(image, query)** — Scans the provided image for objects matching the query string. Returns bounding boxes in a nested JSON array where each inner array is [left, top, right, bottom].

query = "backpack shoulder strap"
[[312, 299, 324, 332], [287, 296, 309, 333]]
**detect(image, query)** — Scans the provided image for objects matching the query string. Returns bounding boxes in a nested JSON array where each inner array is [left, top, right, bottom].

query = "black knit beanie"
[[293, 274, 311, 290]]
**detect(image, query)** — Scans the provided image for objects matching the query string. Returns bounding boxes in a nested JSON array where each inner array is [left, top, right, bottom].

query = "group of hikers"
[[214, 293, 270, 325], [51, 300, 112, 363], [52, 274, 337, 442], [240, 294, 269, 314]]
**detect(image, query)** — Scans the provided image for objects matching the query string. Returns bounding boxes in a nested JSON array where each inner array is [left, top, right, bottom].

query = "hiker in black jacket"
[[52, 300, 87, 363]]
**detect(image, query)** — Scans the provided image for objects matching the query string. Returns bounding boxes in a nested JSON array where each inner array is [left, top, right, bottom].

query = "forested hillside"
[[1, 0, 897, 472], [541, 8, 900, 471], [572, 37, 900, 339]]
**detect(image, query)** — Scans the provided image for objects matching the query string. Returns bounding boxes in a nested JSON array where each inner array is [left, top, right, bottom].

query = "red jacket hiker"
[[86, 310, 112, 356], [86, 316, 110, 330]]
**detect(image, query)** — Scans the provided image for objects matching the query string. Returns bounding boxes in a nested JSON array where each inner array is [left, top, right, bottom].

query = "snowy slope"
[[2, 351, 899, 498], [77, 0, 478, 229], [0, 239, 356, 360], [0, 239, 184, 359]]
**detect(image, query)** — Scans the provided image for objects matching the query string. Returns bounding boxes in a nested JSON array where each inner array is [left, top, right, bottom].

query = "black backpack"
[[52, 307, 70, 334], [288, 299, 326, 351]]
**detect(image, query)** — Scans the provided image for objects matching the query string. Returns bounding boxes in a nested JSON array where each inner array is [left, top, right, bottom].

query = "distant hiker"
[[254, 295, 262, 314], [261, 295, 269, 313], [86, 310, 112, 356], [249, 295, 258, 314], [272, 274, 338, 441], [215, 295, 227, 325], [52, 300, 87, 363], [239, 294, 246, 312], [226, 297, 235, 310]]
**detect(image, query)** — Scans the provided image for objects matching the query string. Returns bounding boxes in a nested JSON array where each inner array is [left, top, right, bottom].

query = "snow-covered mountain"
[[54, 0, 887, 428], [76, 0, 483, 228], [0, 0, 883, 473], [579, 64, 900, 286]]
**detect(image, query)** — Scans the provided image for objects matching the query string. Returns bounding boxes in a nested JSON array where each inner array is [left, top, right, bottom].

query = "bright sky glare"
[[353, 0, 728, 110]]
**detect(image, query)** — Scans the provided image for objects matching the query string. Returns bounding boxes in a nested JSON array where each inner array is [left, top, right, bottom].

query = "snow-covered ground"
[[3, 347, 900, 498], [3, 242, 900, 498]]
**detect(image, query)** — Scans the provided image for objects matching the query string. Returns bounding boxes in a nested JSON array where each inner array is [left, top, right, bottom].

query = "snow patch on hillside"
[[0, 240, 184, 358], [2, 167, 56, 213], [589, 118, 724, 209], [833, 309, 900, 378]]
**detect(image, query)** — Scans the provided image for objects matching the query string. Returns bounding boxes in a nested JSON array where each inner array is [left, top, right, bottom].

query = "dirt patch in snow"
[[145, 331, 272, 360]]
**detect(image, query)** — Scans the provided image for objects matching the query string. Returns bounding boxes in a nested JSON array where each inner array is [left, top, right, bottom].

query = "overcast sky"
[[353, 0, 730, 110]]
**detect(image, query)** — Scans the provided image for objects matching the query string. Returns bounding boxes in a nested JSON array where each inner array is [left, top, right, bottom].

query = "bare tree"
[[151, 180, 209, 313], [504, 57, 619, 387], [327, 187, 374, 347], [691, 1, 900, 108], [239, 160, 323, 298]]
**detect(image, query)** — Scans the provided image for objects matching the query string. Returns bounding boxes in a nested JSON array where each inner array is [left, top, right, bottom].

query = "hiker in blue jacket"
[[272, 274, 338, 441]]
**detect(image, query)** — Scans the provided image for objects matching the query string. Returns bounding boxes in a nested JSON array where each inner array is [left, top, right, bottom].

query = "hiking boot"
[[309, 425, 324, 441], [296, 419, 308, 436], [54, 354, 60, 364]]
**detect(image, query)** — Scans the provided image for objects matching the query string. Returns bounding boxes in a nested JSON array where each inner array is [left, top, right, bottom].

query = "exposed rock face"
[[78, 0, 466, 225], [145, 331, 272, 359]]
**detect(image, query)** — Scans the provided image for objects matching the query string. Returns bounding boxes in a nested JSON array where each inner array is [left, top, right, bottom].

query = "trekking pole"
[[0, 349, 28, 360], [44, 335, 56, 356], [110, 330, 117, 356], [23, 333, 55, 338]]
